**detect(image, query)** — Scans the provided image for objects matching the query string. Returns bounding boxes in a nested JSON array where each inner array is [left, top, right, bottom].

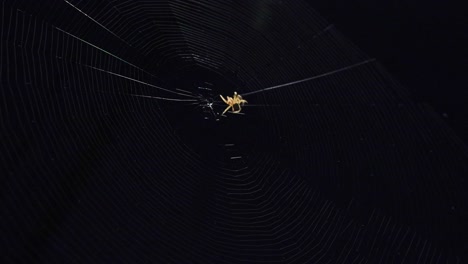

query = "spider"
[[219, 92, 248, 116]]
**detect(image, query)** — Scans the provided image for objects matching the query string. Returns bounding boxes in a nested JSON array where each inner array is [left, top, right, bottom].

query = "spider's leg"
[[221, 105, 231, 116], [220, 95, 228, 104]]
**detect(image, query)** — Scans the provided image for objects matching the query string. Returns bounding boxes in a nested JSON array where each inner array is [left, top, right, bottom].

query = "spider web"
[[1, 0, 467, 263]]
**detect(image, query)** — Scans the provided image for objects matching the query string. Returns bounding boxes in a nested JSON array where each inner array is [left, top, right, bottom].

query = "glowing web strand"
[[242, 59, 376, 97], [85, 65, 197, 100], [63, 0, 131, 46], [129, 94, 197, 102], [55, 27, 141, 71], [54, 27, 190, 99]]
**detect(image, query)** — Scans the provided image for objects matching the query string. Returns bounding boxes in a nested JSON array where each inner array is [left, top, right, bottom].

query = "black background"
[[312, 0, 467, 145]]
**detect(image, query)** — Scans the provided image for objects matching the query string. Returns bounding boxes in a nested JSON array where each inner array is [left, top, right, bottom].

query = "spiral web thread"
[[1, 0, 467, 263]]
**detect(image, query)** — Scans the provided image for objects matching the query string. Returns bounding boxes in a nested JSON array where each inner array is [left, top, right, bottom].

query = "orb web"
[[1, 0, 467, 263]]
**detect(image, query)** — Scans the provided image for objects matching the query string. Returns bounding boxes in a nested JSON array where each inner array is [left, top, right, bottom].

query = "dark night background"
[[1, 0, 467, 263], [313, 0, 468, 144]]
